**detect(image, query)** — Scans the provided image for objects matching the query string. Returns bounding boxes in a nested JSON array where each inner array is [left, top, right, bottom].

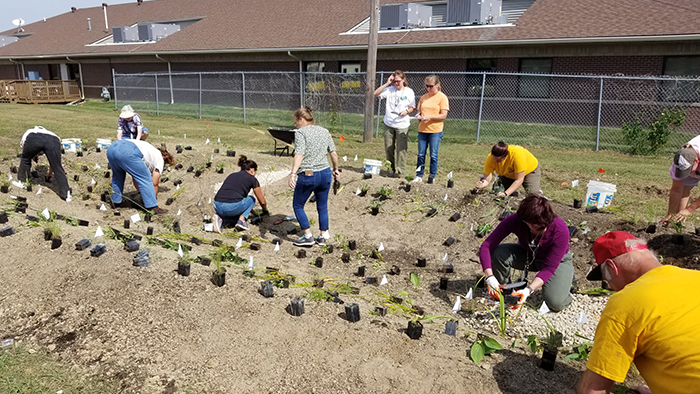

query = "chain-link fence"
[[113, 70, 700, 153]]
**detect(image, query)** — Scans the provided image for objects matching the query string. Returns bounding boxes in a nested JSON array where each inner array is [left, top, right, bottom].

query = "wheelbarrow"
[[267, 128, 296, 157]]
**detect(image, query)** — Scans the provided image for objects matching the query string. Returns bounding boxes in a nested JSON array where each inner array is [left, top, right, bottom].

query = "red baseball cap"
[[588, 231, 648, 281]]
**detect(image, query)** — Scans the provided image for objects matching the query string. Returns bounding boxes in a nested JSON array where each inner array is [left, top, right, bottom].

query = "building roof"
[[1, 0, 699, 59]]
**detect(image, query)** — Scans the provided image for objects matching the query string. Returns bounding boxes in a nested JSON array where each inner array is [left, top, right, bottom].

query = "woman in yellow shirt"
[[413, 75, 449, 184], [475, 141, 541, 197]]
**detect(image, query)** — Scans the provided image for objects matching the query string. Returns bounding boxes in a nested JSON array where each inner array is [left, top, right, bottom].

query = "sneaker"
[[11, 181, 26, 189], [427, 176, 434, 184], [294, 234, 316, 247], [412, 177, 422, 183], [235, 219, 249, 231], [151, 206, 168, 215], [212, 214, 223, 234], [387, 171, 395, 178], [315, 236, 327, 246]]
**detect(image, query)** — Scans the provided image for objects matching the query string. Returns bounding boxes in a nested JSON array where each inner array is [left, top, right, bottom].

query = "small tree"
[[622, 108, 685, 155]]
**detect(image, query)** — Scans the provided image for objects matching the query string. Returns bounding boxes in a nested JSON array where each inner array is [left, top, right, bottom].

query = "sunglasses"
[[425, 84, 435, 88]]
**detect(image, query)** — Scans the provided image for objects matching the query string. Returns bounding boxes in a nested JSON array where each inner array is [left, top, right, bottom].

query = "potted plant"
[[367, 200, 381, 216], [177, 253, 191, 276], [359, 184, 370, 197], [0, 179, 10, 193], [541, 330, 563, 371], [216, 162, 225, 174], [45, 221, 62, 249], [212, 258, 226, 287], [377, 186, 394, 201], [670, 220, 685, 245]]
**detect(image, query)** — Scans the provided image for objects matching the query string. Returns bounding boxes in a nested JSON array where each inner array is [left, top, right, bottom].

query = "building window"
[[518, 58, 552, 98], [662, 56, 700, 102], [468, 59, 497, 72], [340, 62, 361, 73], [466, 59, 497, 96], [305, 62, 325, 72]]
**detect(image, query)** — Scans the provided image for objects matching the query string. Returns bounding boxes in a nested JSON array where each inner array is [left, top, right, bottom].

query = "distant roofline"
[[2, 33, 700, 60]]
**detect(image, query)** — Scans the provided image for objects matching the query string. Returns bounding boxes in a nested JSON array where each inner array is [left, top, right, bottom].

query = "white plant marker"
[[203, 223, 213, 232], [572, 179, 579, 187], [443, 253, 448, 262], [177, 244, 183, 258], [470, 223, 474, 231], [184, 134, 186, 139], [208, 197, 212, 204], [91, 178, 96, 185], [205, 138, 210, 144], [36, 187, 42, 195], [452, 295, 462, 313], [465, 288, 473, 301], [131, 213, 141, 223], [158, 129, 161, 135], [342, 156, 347, 162], [355, 187, 361, 195], [444, 193, 448, 201], [380, 274, 388, 286], [176, 184, 180, 190], [94, 226, 104, 238], [177, 209, 181, 216], [576, 311, 588, 325], [354, 155, 358, 161], [273, 243, 280, 253], [41, 208, 50, 220], [378, 242, 384, 252], [248, 256, 254, 270], [217, 137, 221, 143], [66, 191, 71, 202], [235, 238, 242, 250], [582, 227, 590, 235], [7, 174, 11, 181], [447, 171, 453, 179], [539, 301, 550, 315], [95, 163, 101, 169], [99, 204, 107, 211], [197, 200, 203, 206]]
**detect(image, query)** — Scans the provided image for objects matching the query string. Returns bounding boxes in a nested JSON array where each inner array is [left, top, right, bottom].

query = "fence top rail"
[[113, 70, 700, 83]]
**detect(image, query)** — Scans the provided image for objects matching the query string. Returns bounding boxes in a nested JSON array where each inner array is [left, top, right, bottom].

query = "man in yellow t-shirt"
[[577, 231, 700, 394], [475, 141, 540, 197]]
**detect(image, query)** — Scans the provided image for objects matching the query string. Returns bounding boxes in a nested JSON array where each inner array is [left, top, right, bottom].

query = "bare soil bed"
[[1, 140, 695, 393]]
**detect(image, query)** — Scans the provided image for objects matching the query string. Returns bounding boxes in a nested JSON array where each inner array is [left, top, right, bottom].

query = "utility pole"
[[363, 0, 380, 143]]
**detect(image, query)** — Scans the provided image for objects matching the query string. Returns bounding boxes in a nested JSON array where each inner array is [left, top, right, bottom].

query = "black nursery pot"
[[449, 212, 461, 222], [416, 258, 427, 267], [444, 237, 455, 247], [15, 205, 26, 213], [173, 221, 181, 233], [404, 184, 411, 192], [371, 207, 379, 216], [358, 190, 368, 197], [289, 297, 305, 316], [439, 277, 449, 290], [177, 263, 191, 277], [447, 180, 454, 188], [87, 185, 93, 193], [175, 164, 183, 170], [10, 166, 17, 173], [443, 264, 454, 274], [217, 168, 224, 174], [166, 198, 174, 205], [407, 320, 423, 340], [445, 320, 458, 336], [187, 166, 194, 173], [76, 151, 83, 157], [363, 173, 372, 179], [198, 256, 211, 266], [0, 226, 15, 237], [297, 249, 307, 259], [250, 243, 261, 251], [25, 185, 32, 192], [426, 208, 437, 217], [646, 224, 657, 234], [90, 244, 107, 257], [75, 238, 91, 251], [586, 206, 598, 213], [74, 175, 80, 181], [104, 171, 110, 178], [348, 240, 357, 250], [81, 166, 88, 172], [0, 186, 8, 193], [226, 150, 236, 157], [390, 265, 401, 275], [44, 229, 53, 241], [573, 199, 582, 209], [146, 226, 154, 235], [50, 237, 62, 250], [261, 280, 274, 298], [341, 252, 351, 263], [365, 276, 376, 284], [212, 271, 226, 287], [357, 265, 366, 277], [124, 219, 130, 229], [214, 149, 219, 154], [314, 257, 323, 268], [376, 306, 387, 317], [540, 348, 558, 371], [194, 170, 202, 177], [184, 146, 192, 150], [345, 303, 360, 323]]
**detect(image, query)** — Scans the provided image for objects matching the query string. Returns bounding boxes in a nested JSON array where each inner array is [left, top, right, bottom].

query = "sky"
[[0, 0, 150, 33]]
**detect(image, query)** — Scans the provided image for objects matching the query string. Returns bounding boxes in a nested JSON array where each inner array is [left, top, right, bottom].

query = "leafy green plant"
[[485, 289, 509, 337], [470, 335, 502, 363], [622, 108, 685, 155], [367, 200, 382, 213], [217, 162, 225, 171], [563, 341, 594, 361], [334, 234, 349, 250], [577, 287, 614, 296], [670, 220, 684, 235], [361, 184, 370, 193], [476, 223, 493, 237], [405, 174, 414, 182], [43, 220, 61, 239], [213, 256, 227, 274], [526, 335, 541, 353], [410, 272, 420, 287], [377, 186, 394, 199], [172, 187, 186, 199]]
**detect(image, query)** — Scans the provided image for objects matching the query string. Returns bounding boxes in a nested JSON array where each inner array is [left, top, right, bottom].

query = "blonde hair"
[[293, 106, 314, 123], [393, 70, 409, 87], [425, 75, 441, 92]]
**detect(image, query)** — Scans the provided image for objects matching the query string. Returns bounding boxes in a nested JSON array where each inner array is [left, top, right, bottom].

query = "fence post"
[[242, 73, 247, 124], [300, 72, 305, 108], [375, 71, 383, 138], [596, 77, 604, 151], [476, 73, 486, 142], [155, 74, 159, 116], [198, 73, 202, 119], [112, 68, 117, 110]]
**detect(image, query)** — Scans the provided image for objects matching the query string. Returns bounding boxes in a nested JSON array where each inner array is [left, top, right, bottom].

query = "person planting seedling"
[[16, 126, 69, 200], [212, 155, 268, 233]]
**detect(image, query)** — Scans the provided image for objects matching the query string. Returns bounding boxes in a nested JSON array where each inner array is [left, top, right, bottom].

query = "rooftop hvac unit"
[[112, 26, 139, 43], [380, 3, 433, 30], [469, 0, 502, 25], [137, 23, 181, 42], [446, 0, 471, 26], [0, 35, 19, 47]]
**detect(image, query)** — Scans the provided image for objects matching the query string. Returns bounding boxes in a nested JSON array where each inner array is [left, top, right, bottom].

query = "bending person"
[[374, 70, 415, 177], [475, 141, 541, 197], [661, 136, 700, 224], [287, 107, 340, 247], [117, 105, 149, 140], [213, 155, 268, 233], [107, 139, 172, 214], [478, 194, 573, 312], [17, 126, 69, 200], [414, 74, 449, 184]]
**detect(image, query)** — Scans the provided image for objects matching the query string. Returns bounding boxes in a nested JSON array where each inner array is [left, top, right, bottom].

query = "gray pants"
[[491, 243, 573, 312], [383, 125, 409, 175], [501, 165, 542, 195]]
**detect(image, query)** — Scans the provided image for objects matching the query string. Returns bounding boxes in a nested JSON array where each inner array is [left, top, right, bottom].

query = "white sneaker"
[[11, 181, 26, 189], [412, 177, 422, 183], [212, 214, 223, 234]]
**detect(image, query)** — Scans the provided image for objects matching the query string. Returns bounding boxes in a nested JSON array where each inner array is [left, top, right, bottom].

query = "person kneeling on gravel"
[[107, 139, 173, 214], [212, 155, 268, 233], [16, 126, 70, 200], [576, 231, 700, 394], [478, 194, 574, 312]]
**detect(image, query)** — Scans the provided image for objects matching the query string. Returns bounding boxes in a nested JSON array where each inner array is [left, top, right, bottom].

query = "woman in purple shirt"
[[478, 194, 574, 312]]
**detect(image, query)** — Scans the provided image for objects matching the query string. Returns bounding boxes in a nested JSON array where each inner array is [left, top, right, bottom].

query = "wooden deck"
[[0, 80, 82, 104]]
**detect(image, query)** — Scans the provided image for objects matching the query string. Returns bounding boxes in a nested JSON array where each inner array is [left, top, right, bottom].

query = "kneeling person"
[[17, 126, 70, 200]]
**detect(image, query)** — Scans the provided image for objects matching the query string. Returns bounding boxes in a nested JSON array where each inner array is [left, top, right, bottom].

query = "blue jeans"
[[214, 196, 256, 224], [293, 167, 332, 231], [416, 131, 443, 178], [107, 140, 158, 208]]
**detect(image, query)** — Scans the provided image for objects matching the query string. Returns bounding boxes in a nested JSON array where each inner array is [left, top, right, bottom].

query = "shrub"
[[622, 108, 685, 155]]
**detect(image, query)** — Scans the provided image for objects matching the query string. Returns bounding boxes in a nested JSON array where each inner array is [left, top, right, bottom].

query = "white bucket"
[[96, 138, 112, 150], [61, 138, 82, 153], [363, 159, 382, 175], [586, 180, 617, 208]]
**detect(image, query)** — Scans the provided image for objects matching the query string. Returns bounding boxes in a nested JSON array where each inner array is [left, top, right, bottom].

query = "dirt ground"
[[0, 139, 692, 393]]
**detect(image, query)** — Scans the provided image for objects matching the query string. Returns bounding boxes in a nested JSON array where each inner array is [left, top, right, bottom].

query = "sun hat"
[[587, 231, 648, 281], [672, 146, 697, 179], [119, 105, 135, 119]]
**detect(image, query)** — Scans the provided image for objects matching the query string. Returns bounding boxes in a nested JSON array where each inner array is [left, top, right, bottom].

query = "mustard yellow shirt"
[[587, 265, 700, 394], [417, 91, 449, 134], [483, 145, 538, 180]]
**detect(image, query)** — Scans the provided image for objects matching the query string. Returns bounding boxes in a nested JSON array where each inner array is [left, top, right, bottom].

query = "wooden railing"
[[0, 80, 82, 104]]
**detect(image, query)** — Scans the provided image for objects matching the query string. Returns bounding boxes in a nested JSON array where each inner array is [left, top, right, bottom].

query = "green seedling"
[[470, 335, 502, 363], [564, 341, 594, 361], [377, 186, 394, 199], [410, 272, 420, 287], [485, 288, 510, 337], [526, 335, 541, 353], [361, 184, 370, 193]]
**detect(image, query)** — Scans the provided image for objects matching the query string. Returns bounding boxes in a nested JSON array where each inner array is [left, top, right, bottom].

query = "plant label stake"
[[380, 275, 388, 286], [378, 242, 384, 252], [452, 295, 461, 313], [41, 208, 50, 220], [290, 297, 305, 316], [99, 204, 107, 211], [177, 244, 184, 258], [94, 226, 104, 238], [576, 311, 587, 325], [131, 213, 141, 223], [248, 256, 254, 271], [345, 303, 360, 323], [539, 301, 551, 315], [235, 238, 243, 250], [273, 243, 280, 253]]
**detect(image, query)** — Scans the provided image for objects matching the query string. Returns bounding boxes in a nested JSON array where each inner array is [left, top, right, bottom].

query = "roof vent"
[[71, 7, 77, 12], [380, 3, 433, 30], [137, 23, 181, 41], [137, 0, 143, 4]]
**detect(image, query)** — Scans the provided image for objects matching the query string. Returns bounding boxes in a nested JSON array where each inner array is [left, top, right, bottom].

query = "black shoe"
[[427, 176, 434, 184]]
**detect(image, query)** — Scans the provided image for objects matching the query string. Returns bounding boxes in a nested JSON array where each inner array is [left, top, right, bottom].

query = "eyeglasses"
[[425, 84, 435, 88]]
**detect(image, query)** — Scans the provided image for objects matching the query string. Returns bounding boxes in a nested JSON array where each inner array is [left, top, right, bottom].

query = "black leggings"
[[18, 133, 69, 200]]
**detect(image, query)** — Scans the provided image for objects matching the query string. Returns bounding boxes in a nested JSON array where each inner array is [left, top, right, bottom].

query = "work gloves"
[[510, 287, 532, 310], [485, 275, 501, 300]]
